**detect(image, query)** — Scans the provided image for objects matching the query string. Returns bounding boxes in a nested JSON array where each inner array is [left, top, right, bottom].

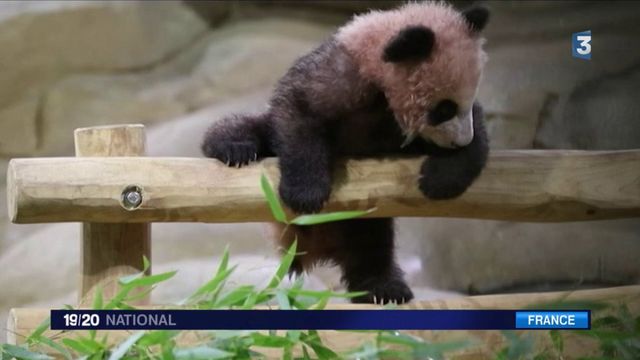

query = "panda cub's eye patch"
[[429, 99, 458, 125]]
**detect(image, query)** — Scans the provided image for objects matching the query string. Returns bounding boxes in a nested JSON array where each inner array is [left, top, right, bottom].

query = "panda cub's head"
[[337, 2, 489, 148]]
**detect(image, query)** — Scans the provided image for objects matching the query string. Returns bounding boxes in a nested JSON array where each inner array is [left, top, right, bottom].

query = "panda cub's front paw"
[[279, 178, 331, 214], [419, 157, 473, 200], [203, 140, 258, 167]]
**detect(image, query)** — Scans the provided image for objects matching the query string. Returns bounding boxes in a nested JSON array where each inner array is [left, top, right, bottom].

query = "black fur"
[[202, 37, 489, 305], [462, 6, 490, 33], [382, 26, 435, 63], [419, 103, 489, 199], [338, 218, 413, 304], [202, 113, 275, 166], [428, 99, 459, 126]]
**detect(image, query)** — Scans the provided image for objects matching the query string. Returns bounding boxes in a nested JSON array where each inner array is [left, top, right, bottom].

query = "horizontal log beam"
[[7, 150, 640, 224]]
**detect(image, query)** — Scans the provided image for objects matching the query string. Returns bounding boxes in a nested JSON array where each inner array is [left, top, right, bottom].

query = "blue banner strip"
[[50, 309, 590, 331]]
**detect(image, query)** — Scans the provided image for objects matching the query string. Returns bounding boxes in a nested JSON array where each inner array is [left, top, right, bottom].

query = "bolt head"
[[124, 190, 142, 207]]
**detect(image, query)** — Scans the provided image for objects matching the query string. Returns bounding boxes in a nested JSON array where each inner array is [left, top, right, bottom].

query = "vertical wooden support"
[[74, 124, 151, 306]]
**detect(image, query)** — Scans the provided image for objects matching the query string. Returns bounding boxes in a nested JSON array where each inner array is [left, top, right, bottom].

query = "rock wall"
[[1, 0, 639, 342]]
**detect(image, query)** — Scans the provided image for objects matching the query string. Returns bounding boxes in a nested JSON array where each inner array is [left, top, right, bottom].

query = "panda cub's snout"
[[422, 99, 474, 149]]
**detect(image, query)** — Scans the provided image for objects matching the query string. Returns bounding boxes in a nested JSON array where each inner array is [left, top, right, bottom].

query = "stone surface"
[[36, 18, 334, 155], [413, 218, 640, 293], [0, 98, 39, 155], [479, 1, 640, 149], [535, 67, 640, 150], [0, 0, 218, 155]]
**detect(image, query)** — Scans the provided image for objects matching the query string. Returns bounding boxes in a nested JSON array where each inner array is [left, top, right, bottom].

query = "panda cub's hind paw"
[[203, 140, 258, 167], [350, 277, 414, 305]]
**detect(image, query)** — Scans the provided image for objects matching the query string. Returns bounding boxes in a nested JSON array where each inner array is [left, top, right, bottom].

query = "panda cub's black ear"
[[383, 25, 435, 63], [462, 6, 490, 33]]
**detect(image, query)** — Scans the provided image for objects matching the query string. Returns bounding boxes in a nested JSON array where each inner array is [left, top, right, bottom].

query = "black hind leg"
[[202, 113, 273, 167], [336, 218, 413, 304]]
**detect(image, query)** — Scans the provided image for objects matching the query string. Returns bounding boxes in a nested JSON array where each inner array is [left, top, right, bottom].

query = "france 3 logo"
[[572, 30, 592, 60]]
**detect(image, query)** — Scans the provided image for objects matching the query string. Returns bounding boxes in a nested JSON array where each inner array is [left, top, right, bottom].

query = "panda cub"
[[202, 2, 490, 304]]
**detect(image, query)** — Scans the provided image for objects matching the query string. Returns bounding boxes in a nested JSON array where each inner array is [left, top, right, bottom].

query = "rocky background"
[[1, 0, 639, 342]]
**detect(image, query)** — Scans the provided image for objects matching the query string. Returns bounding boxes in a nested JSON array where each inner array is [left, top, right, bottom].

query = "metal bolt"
[[121, 185, 143, 210]]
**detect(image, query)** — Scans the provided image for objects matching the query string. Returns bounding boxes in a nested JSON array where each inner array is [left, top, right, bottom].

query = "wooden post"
[[74, 124, 151, 306]]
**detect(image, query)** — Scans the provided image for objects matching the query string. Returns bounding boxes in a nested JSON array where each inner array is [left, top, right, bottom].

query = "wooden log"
[[74, 125, 151, 306], [7, 285, 640, 358], [7, 150, 640, 223]]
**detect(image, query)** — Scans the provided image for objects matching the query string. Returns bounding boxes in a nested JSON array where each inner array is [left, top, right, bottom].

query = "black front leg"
[[278, 125, 332, 214], [419, 103, 489, 199], [202, 113, 272, 167]]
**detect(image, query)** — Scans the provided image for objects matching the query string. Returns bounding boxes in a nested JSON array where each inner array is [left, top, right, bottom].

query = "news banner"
[[51, 310, 590, 330]]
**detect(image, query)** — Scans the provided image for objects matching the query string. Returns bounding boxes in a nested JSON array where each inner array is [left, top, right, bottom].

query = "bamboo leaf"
[[124, 286, 155, 303], [61, 338, 95, 355], [345, 341, 379, 359], [241, 291, 262, 309], [119, 270, 177, 287], [173, 346, 234, 359], [216, 245, 230, 276], [250, 333, 294, 348], [92, 286, 103, 310], [34, 336, 72, 360], [311, 293, 331, 310], [142, 255, 150, 273], [290, 208, 376, 226], [276, 289, 291, 310], [214, 285, 256, 308], [301, 331, 338, 359], [138, 330, 180, 347], [185, 266, 236, 305], [302, 346, 312, 360], [161, 340, 176, 360], [107, 331, 144, 360], [261, 174, 287, 223], [264, 241, 297, 291], [288, 288, 368, 299], [377, 332, 423, 347], [549, 330, 563, 353], [1, 344, 52, 360], [26, 317, 51, 344]]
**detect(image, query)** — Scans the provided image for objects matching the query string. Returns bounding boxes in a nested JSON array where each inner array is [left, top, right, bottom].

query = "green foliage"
[[495, 331, 535, 360], [573, 304, 640, 360]]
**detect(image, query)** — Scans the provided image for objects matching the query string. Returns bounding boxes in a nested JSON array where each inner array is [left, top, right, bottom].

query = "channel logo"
[[572, 30, 592, 60]]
